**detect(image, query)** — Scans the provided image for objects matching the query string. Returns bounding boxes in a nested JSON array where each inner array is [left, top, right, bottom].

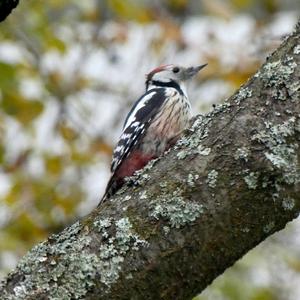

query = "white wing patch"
[[123, 91, 156, 131]]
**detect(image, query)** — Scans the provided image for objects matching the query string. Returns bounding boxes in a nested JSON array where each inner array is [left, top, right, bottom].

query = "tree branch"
[[1, 21, 300, 300], [0, 0, 19, 22]]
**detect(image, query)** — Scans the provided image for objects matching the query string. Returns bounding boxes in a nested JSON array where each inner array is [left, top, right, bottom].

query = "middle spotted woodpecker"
[[100, 63, 207, 204]]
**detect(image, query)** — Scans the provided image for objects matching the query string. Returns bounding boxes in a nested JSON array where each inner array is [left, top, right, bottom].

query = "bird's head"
[[146, 64, 207, 90]]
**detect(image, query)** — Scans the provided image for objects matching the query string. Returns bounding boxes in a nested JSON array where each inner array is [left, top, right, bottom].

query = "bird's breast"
[[141, 90, 191, 155]]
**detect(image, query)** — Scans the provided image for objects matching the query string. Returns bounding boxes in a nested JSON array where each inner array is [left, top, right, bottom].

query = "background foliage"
[[0, 0, 299, 299]]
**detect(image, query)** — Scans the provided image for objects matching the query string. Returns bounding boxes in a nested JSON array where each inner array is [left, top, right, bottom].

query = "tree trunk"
[[1, 21, 300, 300]]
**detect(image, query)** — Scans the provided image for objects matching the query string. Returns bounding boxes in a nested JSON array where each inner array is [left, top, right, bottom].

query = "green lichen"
[[197, 145, 211, 156], [241, 227, 250, 233], [1, 222, 97, 299], [294, 45, 300, 54], [177, 150, 188, 160], [261, 57, 298, 99], [115, 218, 148, 251], [252, 117, 300, 186], [187, 173, 199, 187], [263, 221, 275, 234], [244, 172, 259, 190], [150, 188, 203, 228], [1, 217, 148, 299], [234, 87, 253, 105], [123, 195, 132, 202], [159, 182, 167, 188], [94, 217, 112, 231], [163, 226, 170, 235], [94, 217, 112, 238], [209, 102, 233, 119], [139, 190, 148, 199], [263, 59, 296, 87], [234, 147, 250, 162], [125, 273, 133, 280], [282, 197, 295, 211], [190, 115, 204, 131], [265, 147, 298, 183], [131, 172, 151, 185], [287, 81, 300, 96], [206, 170, 218, 188], [176, 115, 212, 155]]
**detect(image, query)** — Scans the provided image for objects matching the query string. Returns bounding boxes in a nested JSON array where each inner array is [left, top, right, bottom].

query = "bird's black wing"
[[110, 88, 167, 173]]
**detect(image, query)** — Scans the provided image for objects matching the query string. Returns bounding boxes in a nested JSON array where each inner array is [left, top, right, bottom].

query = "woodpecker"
[[99, 63, 207, 204]]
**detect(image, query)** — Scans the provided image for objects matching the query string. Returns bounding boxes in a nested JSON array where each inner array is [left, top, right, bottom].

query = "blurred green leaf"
[[108, 0, 152, 22], [1, 92, 44, 124], [45, 155, 63, 176], [231, 0, 252, 9], [0, 144, 4, 164], [0, 62, 17, 89], [250, 288, 275, 300]]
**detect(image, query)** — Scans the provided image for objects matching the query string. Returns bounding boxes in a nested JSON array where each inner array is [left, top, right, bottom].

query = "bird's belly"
[[140, 97, 191, 155]]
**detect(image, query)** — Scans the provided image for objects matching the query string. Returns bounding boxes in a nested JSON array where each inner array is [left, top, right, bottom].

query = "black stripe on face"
[[151, 80, 184, 95]]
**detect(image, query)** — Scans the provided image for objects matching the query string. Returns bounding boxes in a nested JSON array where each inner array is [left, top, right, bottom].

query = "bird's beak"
[[185, 63, 208, 79]]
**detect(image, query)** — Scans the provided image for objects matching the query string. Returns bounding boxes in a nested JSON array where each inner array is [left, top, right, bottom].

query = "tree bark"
[[0, 0, 19, 22], [1, 21, 300, 300]]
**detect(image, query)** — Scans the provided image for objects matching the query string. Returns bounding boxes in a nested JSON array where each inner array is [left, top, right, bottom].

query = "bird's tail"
[[98, 175, 123, 207]]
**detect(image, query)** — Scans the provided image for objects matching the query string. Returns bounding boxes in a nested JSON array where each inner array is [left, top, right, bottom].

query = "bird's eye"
[[172, 67, 180, 73]]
